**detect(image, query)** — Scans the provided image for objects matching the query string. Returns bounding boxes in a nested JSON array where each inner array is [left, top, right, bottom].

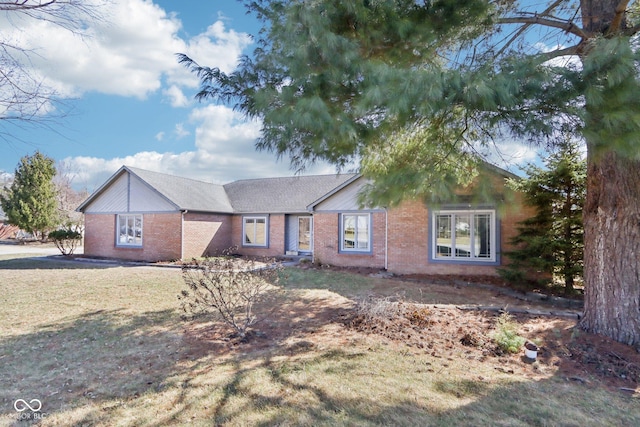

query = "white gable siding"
[[83, 172, 177, 213], [129, 174, 176, 212], [83, 173, 129, 213], [314, 178, 367, 212]]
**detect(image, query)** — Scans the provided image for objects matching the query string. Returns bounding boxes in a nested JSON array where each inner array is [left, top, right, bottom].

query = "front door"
[[298, 216, 313, 253]]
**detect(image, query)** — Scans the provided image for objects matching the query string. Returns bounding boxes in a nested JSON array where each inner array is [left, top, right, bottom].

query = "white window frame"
[[243, 216, 268, 247], [116, 214, 143, 247], [340, 213, 372, 253], [432, 209, 496, 262]]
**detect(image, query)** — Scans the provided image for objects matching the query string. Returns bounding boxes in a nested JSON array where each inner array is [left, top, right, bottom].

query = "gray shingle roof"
[[127, 167, 234, 213], [78, 166, 358, 214], [223, 174, 358, 213]]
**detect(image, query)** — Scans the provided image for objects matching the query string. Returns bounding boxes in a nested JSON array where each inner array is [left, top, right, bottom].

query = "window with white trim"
[[340, 213, 371, 252], [117, 214, 143, 247], [432, 210, 495, 262], [243, 216, 268, 247]]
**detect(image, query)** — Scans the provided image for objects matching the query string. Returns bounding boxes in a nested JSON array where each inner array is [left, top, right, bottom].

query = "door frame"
[[297, 215, 313, 254]]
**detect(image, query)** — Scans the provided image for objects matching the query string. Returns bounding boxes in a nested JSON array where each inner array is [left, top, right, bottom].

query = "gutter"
[[181, 210, 188, 260], [384, 207, 388, 270]]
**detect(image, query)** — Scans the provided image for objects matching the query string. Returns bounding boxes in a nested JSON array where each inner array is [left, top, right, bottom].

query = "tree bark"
[[579, 150, 640, 347]]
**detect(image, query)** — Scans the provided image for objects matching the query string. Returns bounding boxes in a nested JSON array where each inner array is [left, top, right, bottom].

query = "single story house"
[[77, 165, 531, 276]]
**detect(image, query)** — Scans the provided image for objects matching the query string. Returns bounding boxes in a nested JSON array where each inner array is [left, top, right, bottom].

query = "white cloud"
[[4, 1, 335, 190], [481, 140, 541, 175], [190, 105, 260, 151], [163, 85, 190, 108], [174, 123, 190, 139], [534, 42, 582, 69], [3, 0, 251, 103], [65, 148, 337, 192], [63, 104, 337, 191]]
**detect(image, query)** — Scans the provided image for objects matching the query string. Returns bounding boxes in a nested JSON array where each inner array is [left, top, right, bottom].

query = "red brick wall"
[[84, 212, 182, 262], [312, 212, 386, 269], [386, 200, 430, 274], [384, 193, 533, 276], [182, 212, 232, 258], [309, 191, 532, 276], [231, 214, 286, 257]]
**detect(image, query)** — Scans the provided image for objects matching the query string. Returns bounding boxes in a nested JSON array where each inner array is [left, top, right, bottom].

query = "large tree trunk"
[[578, 0, 640, 347], [579, 150, 640, 347]]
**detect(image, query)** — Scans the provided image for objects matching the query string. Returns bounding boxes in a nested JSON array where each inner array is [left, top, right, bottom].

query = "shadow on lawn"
[[177, 320, 640, 427], [0, 309, 184, 423], [0, 256, 116, 271], [1, 288, 636, 425]]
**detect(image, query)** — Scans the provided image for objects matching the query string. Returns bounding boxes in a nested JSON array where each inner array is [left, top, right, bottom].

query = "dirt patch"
[[180, 266, 638, 394], [346, 301, 640, 390]]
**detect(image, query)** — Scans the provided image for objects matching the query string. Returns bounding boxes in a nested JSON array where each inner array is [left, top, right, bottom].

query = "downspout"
[[181, 210, 188, 260], [384, 207, 388, 271]]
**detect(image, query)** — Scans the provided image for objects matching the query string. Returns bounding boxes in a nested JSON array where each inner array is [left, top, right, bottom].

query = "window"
[[243, 216, 268, 247], [341, 213, 371, 252], [117, 214, 142, 247], [433, 210, 495, 262]]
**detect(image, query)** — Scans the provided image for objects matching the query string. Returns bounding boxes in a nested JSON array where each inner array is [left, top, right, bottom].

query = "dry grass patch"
[[0, 257, 638, 426]]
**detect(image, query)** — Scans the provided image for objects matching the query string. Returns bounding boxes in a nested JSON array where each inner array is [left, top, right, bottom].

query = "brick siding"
[[84, 212, 182, 262], [231, 214, 286, 257], [312, 212, 386, 269], [182, 212, 232, 258]]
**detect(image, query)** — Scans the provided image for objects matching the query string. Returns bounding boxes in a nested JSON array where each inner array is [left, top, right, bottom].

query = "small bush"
[[48, 229, 82, 256], [178, 253, 283, 339], [355, 296, 405, 321], [492, 312, 526, 354]]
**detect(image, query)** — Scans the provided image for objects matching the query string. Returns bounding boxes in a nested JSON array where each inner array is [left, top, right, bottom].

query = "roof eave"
[[76, 166, 129, 212]]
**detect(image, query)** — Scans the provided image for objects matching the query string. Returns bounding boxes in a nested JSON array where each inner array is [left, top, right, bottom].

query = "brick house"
[[77, 165, 530, 276]]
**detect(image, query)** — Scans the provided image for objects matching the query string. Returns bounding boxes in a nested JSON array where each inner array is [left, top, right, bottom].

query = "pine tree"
[[180, 1, 640, 347], [0, 152, 59, 240], [500, 141, 586, 295]]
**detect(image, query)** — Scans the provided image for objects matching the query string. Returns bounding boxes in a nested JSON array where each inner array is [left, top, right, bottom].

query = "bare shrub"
[[178, 253, 283, 339], [355, 295, 405, 322]]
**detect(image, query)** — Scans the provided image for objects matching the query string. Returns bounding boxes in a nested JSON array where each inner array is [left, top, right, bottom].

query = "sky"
[[0, 0, 540, 191]]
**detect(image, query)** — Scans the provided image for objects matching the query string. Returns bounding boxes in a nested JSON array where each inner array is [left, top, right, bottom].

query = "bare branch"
[[0, 0, 104, 133], [499, 15, 591, 40], [0, 1, 57, 12], [495, 0, 566, 58], [622, 22, 640, 36], [537, 44, 581, 62]]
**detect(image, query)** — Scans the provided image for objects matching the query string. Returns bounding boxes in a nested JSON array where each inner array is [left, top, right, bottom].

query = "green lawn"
[[0, 255, 638, 426]]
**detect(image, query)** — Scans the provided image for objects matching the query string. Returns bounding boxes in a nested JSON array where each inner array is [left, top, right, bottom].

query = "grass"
[[0, 255, 638, 426]]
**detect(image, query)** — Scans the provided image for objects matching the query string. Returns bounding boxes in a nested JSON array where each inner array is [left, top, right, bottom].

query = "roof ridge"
[[126, 166, 222, 186], [226, 172, 357, 185]]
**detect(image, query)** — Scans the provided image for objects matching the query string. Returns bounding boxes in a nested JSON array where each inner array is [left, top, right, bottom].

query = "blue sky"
[[1, 0, 539, 191]]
